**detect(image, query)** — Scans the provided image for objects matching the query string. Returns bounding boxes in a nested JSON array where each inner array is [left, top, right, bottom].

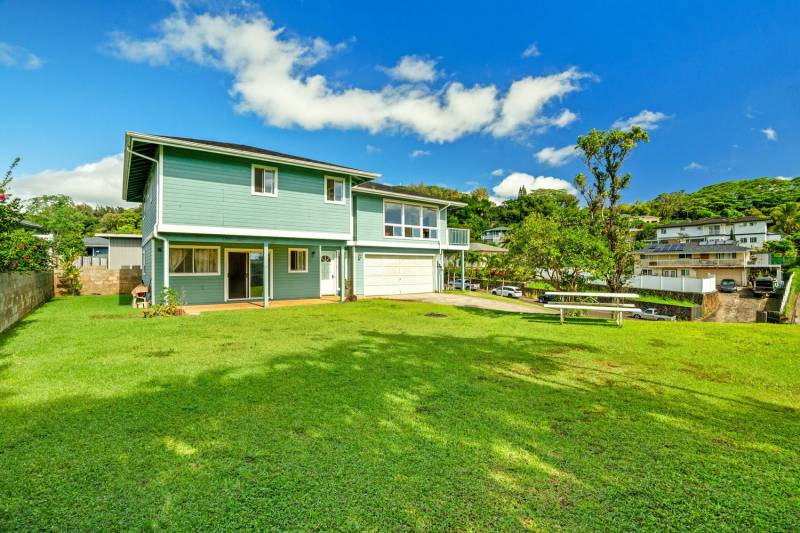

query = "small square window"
[[288, 248, 308, 273], [325, 177, 345, 203], [252, 166, 277, 196]]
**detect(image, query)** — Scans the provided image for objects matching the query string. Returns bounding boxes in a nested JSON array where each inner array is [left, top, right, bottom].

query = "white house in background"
[[481, 227, 510, 244], [652, 216, 782, 249]]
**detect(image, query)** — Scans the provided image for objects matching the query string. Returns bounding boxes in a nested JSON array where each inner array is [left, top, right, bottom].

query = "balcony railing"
[[642, 259, 743, 268], [447, 228, 470, 247]]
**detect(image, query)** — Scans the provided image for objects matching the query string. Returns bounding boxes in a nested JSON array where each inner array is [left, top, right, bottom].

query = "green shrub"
[[0, 229, 51, 272], [143, 287, 186, 318]]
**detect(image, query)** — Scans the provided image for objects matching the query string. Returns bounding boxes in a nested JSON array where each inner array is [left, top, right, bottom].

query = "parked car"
[[632, 308, 676, 321], [719, 279, 737, 293], [752, 277, 776, 297], [491, 285, 523, 298], [449, 278, 480, 291]]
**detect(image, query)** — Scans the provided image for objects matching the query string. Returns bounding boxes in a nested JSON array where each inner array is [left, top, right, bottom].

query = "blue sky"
[[2, 0, 798, 206]]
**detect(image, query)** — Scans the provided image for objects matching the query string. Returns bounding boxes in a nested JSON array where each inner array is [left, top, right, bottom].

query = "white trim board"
[[158, 223, 351, 241]]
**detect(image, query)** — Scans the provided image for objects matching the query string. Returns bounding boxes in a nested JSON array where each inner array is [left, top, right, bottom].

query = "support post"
[[560, 307, 564, 325], [263, 241, 270, 309], [460, 249, 465, 292], [339, 246, 345, 303]]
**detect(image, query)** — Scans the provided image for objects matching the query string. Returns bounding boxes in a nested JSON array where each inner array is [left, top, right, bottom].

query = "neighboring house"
[[83, 236, 109, 258], [633, 241, 782, 286], [80, 234, 143, 268], [652, 216, 782, 249], [122, 132, 469, 305], [481, 227, 509, 245], [623, 215, 661, 224]]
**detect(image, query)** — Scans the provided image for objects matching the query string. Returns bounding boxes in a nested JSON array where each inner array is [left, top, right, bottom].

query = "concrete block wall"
[[0, 271, 54, 334], [55, 266, 142, 296]]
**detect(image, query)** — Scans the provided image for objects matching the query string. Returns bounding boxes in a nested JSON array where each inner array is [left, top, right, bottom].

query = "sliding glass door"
[[227, 250, 269, 300]]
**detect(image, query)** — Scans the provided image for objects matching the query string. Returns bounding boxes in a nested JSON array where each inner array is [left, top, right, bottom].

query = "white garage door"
[[364, 254, 435, 296]]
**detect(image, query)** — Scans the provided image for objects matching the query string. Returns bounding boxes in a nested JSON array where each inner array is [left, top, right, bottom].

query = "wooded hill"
[[395, 176, 800, 238]]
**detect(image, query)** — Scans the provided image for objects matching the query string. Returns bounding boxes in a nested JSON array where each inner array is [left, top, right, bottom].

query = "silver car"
[[491, 285, 523, 298]]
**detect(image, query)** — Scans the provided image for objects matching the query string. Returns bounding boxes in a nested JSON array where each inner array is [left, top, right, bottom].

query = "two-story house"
[[652, 216, 782, 249], [633, 241, 752, 285], [122, 132, 469, 306]]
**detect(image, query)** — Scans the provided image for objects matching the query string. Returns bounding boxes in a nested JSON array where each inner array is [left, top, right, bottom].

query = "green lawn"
[[1, 296, 798, 530], [637, 295, 698, 308]]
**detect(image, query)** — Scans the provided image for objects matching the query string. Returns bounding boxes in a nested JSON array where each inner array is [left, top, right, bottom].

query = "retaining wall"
[[55, 266, 142, 296], [0, 271, 54, 334]]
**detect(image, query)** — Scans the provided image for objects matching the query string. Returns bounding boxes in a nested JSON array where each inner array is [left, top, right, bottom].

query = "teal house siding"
[[142, 240, 152, 288], [353, 193, 447, 246], [271, 244, 321, 300], [141, 165, 157, 238], [352, 246, 443, 295], [161, 147, 351, 235], [171, 275, 224, 305]]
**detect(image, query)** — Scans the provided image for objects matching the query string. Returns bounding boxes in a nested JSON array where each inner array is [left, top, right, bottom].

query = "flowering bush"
[[0, 229, 51, 272]]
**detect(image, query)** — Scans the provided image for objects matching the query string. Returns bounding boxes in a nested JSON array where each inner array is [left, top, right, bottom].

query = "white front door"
[[320, 251, 338, 295]]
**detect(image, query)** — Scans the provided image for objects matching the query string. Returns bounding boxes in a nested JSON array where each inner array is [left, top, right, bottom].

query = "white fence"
[[592, 274, 716, 294]]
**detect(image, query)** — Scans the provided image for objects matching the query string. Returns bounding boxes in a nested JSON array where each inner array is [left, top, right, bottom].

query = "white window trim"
[[251, 164, 278, 197], [383, 199, 440, 241], [324, 175, 346, 204], [168, 245, 221, 276], [288, 247, 309, 273]]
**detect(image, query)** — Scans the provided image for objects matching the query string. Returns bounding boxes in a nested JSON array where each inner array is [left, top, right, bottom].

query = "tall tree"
[[771, 202, 800, 236], [575, 127, 649, 292], [506, 209, 608, 291]]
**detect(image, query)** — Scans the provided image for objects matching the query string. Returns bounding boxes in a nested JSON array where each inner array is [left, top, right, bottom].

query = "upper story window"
[[169, 246, 220, 275], [252, 165, 278, 196], [325, 176, 345, 204], [708, 225, 721, 235], [384, 201, 439, 240], [717, 252, 736, 259]]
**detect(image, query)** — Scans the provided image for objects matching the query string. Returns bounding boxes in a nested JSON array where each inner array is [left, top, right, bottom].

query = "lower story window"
[[289, 248, 308, 273], [169, 246, 219, 274], [680, 269, 690, 276], [641, 269, 653, 275], [663, 269, 677, 278]]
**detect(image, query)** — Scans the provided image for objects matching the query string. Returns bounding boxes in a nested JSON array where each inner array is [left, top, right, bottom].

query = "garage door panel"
[[364, 254, 435, 296]]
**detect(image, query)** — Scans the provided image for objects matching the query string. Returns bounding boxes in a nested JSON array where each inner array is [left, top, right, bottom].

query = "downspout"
[[438, 205, 446, 292]]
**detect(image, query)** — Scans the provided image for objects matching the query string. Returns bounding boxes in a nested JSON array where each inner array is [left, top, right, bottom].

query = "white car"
[[491, 285, 523, 298], [449, 278, 480, 291]]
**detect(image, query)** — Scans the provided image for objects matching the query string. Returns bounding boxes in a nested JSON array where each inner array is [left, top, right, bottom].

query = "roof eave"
[[352, 186, 466, 207], [126, 131, 381, 180]]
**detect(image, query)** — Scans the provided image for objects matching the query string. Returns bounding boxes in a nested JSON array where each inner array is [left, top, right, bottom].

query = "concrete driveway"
[[378, 292, 554, 313], [704, 288, 768, 323]]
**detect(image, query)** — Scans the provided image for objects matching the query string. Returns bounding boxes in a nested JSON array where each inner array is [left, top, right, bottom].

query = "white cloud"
[[684, 161, 705, 171], [410, 149, 431, 158], [488, 68, 587, 137], [491, 168, 504, 177], [110, 7, 588, 143], [490, 172, 576, 204], [522, 43, 540, 58], [535, 144, 578, 167], [365, 144, 381, 153], [611, 109, 671, 130], [381, 55, 438, 82], [761, 127, 777, 141], [13, 154, 136, 207], [0, 42, 42, 69]]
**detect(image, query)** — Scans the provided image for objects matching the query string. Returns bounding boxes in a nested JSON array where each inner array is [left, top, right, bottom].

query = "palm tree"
[[771, 202, 800, 235]]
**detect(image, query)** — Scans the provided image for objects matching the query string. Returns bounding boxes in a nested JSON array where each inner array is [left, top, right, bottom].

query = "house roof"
[[633, 241, 750, 254], [123, 131, 381, 202], [469, 242, 507, 253], [353, 181, 466, 207], [483, 227, 510, 232], [656, 216, 770, 229], [83, 237, 110, 247], [95, 233, 142, 239]]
